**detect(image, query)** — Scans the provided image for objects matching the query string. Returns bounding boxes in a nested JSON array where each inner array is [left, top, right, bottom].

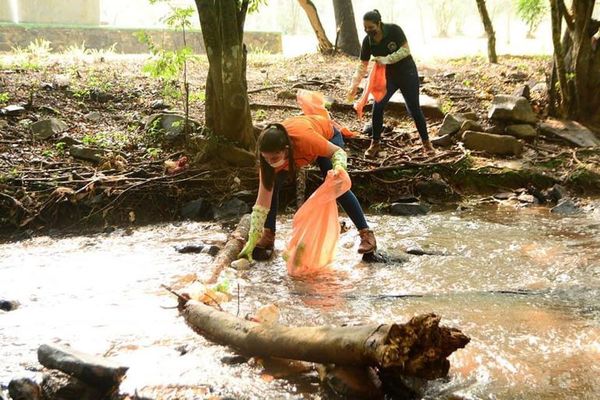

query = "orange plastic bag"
[[296, 89, 356, 138], [354, 63, 387, 119], [285, 169, 352, 276]]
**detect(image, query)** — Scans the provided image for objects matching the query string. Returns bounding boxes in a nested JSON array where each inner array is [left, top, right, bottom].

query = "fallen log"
[[205, 214, 251, 284], [180, 299, 469, 380]]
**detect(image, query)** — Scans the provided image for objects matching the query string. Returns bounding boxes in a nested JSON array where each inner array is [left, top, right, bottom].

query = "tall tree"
[[297, 0, 334, 53], [332, 0, 360, 56], [194, 0, 257, 150], [475, 0, 498, 63], [549, 0, 600, 122]]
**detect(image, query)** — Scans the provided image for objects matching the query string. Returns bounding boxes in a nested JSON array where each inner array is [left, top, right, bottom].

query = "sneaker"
[[358, 228, 377, 254], [364, 140, 381, 159]]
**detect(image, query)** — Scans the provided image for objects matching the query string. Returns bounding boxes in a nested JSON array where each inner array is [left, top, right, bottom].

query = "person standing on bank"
[[346, 10, 434, 158], [237, 115, 377, 261]]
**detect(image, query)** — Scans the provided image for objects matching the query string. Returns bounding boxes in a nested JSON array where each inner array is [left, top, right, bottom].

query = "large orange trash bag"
[[285, 169, 352, 276], [354, 63, 387, 119], [296, 89, 356, 138]]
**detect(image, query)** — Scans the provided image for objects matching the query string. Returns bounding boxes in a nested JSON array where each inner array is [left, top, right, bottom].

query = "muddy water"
[[1, 205, 599, 399]]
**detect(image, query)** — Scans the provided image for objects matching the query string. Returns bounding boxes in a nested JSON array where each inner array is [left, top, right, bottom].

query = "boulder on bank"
[[488, 95, 537, 124], [462, 131, 524, 156]]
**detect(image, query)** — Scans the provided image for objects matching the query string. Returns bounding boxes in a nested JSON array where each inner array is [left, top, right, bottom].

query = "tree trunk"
[[550, 0, 600, 122], [195, 0, 255, 150], [475, 0, 498, 63], [180, 299, 470, 379], [332, 0, 360, 57], [297, 0, 334, 54]]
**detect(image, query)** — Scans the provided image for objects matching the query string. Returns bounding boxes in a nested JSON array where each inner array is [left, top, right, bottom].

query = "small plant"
[[441, 99, 454, 114], [515, 0, 547, 38], [41, 149, 55, 158], [254, 109, 267, 120], [54, 142, 67, 155], [0, 92, 9, 104], [145, 147, 163, 159], [137, 2, 197, 134]]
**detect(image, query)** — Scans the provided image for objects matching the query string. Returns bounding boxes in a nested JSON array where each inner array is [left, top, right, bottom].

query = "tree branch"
[[557, 0, 575, 31]]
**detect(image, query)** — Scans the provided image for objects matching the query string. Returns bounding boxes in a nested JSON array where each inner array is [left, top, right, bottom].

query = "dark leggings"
[[372, 61, 429, 142], [265, 129, 369, 232]]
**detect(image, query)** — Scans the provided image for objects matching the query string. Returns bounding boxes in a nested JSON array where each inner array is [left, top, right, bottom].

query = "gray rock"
[[389, 202, 431, 216], [438, 114, 462, 136], [84, 112, 103, 122], [1, 104, 26, 115], [0, 119, 8, 129], [181, 198, 213, 220], [30, 118, 68, 140], [145, 113, 199, 143], [56, 135, 83, 147], [415, 179, 456, 201], [213, 198, 250, 220], [551, 199, 581, 215], [512, 84, 531, 101], [517, 193, 538, 204], [462, 131, 524, 156], [0, 299, 20, 311], [539, 118, 600, 147], [488, 95, 537, 124], [531, 82, 547, 95], [39, 106, 61, 115], [8, 378, 42, 400], [458, 120, 484, 139], [151, 99, 168, 110], [493, 192, 514, 200], [431, 133, 454, 147], [37, 344, 128, 388], [546, 184, 568, 203], [388, 92, 444, 118], [505, 124, 538, 140], [68, 145, 107, 163]]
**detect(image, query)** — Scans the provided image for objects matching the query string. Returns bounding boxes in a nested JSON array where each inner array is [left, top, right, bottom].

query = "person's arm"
[[325, 142, 347, 173], [373, 42, 411, 65], [238, 171, 272, 261], [346, 60, 369, 102]]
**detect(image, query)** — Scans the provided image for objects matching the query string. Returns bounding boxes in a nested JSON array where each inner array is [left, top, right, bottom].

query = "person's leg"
[[264, 171, 288, 231], [398, 64, 431, 147], [371, 79, 399, 141], [316, 130, 373, 251], [366, 79, 398, 158]]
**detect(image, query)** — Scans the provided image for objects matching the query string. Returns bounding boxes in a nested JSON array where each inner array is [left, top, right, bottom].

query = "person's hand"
[[372, 56, 384, 65], [345, 87, 358, 103], [237, 205, 269, 261]]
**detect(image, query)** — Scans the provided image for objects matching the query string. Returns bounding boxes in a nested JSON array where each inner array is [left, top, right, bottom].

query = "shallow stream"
[[1, 205, 599, 399]]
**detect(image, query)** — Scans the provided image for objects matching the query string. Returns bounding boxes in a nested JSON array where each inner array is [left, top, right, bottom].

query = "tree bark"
[[332, 0, 360, 57], [195, 0, 255, 150], [550, 0, 600, 122], [475, 0, 498, 63], [180, 300, 470, 379], [297, 0, 334, 54]]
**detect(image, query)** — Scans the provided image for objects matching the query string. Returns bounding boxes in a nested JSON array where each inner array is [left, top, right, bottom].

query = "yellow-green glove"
[[331, 149, 348, 172], [238, 204, 269, 261]]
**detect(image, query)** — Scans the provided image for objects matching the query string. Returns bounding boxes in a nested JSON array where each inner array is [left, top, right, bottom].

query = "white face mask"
[[269, 157, 287, 168]]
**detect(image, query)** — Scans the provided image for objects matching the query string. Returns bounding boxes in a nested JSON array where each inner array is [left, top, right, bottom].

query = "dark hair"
[[256, 123, 295, 191], [363, 9, 382, 24]]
